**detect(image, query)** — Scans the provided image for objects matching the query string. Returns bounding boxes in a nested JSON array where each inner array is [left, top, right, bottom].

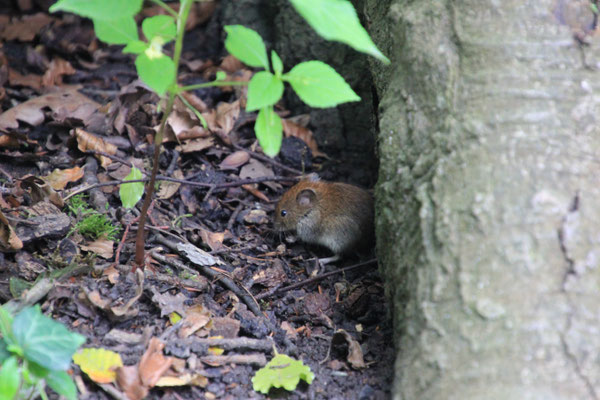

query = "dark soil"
[[0, 2, 393, 399]]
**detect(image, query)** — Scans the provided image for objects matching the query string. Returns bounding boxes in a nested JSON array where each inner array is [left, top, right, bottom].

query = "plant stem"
[[134, 0, 194, 269], [149, 0, 178, 18], [179, 81, 247, 92]]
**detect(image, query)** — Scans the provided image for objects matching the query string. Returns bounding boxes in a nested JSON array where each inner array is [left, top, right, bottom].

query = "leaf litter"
[[0, 3, 392, 399]]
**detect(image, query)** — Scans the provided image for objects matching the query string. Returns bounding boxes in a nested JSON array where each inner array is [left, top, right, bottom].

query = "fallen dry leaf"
[[332, 329, 366, 369], [282, 117, 328, 158], [0, 13, 54, 41], [198, 227, 229, 252], [179, 305, 212, 338], [239, 158, 281, 191], [44, 166, 84, 190], [20, 175, 64, 207], [156, 169, 183, 200], [0, 89, 101, 131], [177, 137, 214, 153], [8, 68, 42, 90], [42, 58, 76, 87], [117, 365, 148, 400], [219, 150, 250, 170], [73, 128, 117, 168], [139, 338, 174, 387], [0, 209, 23, 252], [81, 238, 114, 259]]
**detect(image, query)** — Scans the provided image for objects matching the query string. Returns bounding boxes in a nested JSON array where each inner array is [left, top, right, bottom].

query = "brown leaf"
[[157, 169, 182, 200], [81, 238, 114, 259], [116, 365, 148, 400], [252, 259, 287, 288], [243, 209, 268, 225], [198, 228, 229, 252], [138, 338, 174, 387], [8, 68, 42, 90], [212, 100, 240, 144], [179, 306, 212, 339], [282, 118, 328, 158], [42, 58, 76, 87], [44, 166, 84, 190], [242, 184, 270, 202], [73, 128, 118, 168], [332, 329, 366, 369], [239, 158, 281, 191], [219, 150, 250, 170], [219, 55, 244, 73], [0, 89, 101, 131], [177, 137, 214, 153], [0, 209, 23, 252], [0, 13, 54, 41], [20, 175, 64, 207]]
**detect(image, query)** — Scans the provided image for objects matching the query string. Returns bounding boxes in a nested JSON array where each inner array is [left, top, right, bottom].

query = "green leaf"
[[246, 71, 284, 112], [0, 342, 10, 364], [12, 306, 86, 371], [142, 15, 176, 42], [215, 71, 226, 81], [135, 53, 176, 96], [252, 354, 314, 394], [224, 25, 269, 70], [271, 50, 283, 76], [123, 40, 148, 55], [93, 17, 138, 45], [0, 306, 14, 345], [50, 0, 143, 20], [283, 60, 360, 108], [46, 370, 78, 400], [119, 166, 145, 209], [289, 0, 389, 63], [0, 356, 20, 400], [255, 106, 282, 157]]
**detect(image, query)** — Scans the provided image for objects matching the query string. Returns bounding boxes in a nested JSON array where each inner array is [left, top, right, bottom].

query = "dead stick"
[[255, 258, 378, 300]]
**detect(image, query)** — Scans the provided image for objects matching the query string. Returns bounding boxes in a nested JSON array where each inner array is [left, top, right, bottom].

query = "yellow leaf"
[[169, 312, 182, 324], [73, 348, 123, 384]]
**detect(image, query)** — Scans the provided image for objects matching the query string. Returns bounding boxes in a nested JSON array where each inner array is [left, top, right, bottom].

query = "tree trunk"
[[367, 0, 600, 398]]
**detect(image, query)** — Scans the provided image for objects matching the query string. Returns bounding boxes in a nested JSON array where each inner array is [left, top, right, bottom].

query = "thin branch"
[[149, 0, 178, 17], [179, 81, 247, 92], [255, 258, 378, 300]]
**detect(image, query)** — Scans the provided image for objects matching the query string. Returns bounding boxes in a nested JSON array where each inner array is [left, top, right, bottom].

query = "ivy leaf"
[[289, 0, 389, 63], [224, 25, 269, 70], [46, 370, 78, 400], [255, 106, 282, 157], [12, 306, 86, 371], [50, 0, 142, 20], [283, 60, 360, 108], [0, 356, 20, 400], [119, 166, 144, 209], [93, 16, 138, 45], [252, 354, 314, 394], [246, 71, 284, 112], [142, 15, 176, 42], [135, 53, 176, 96]]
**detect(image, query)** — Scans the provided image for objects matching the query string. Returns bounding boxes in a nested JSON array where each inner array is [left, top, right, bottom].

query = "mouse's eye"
[[280, 210, 287, 217]]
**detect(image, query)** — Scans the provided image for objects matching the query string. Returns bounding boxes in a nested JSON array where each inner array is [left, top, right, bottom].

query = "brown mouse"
[[274, 174, 374, 263]]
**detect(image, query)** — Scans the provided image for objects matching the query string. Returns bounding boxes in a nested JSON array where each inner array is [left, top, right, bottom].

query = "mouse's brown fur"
[[274, 175, 374, 256]]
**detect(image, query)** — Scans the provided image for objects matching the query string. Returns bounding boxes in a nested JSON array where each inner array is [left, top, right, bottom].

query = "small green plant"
[[49, 0, 388, 267], [252, 353, 315, 394], [75, 213, 119, 240], [67, 194, 120, 240], [0, 305, 86, 400]]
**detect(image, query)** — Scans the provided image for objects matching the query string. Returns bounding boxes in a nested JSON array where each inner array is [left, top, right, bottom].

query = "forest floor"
[[0, 2, 393, 399]]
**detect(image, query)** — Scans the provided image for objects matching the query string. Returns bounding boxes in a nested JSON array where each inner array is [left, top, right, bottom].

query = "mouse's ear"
[[296, 189, 316, 206]]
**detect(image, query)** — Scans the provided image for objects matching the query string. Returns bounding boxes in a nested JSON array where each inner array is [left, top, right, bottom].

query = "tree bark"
[[367, 0, 600, 398]]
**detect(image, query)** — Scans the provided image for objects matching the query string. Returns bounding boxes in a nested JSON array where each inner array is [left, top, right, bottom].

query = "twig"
[[63, 175, 297, 201], [153, 236, 264, 317], [233, 144, 303, 175], [255, 258, 378, 300], [226, 202, 243, 231]]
